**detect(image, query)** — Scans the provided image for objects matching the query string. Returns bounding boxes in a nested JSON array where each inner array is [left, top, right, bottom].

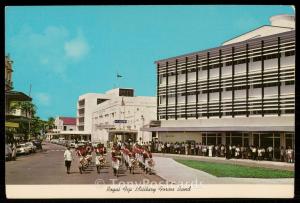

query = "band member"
[[111, 145, 121, 176], [95, 144, 104, 173], [76, 146, 85, 174]]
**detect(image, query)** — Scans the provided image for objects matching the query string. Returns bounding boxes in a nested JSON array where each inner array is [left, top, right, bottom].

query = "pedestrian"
[[64, 146, 73, 174], [11, 142, 17, 161], [280, 146, 285, 162]]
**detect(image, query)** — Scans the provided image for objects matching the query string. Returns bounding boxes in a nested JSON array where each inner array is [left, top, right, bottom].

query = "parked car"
[[26, 142, 37, 153], [16, 144, 30, 155], [5, 144, 12, 161], [32, 140, 42, 150], [51, 139, 59, 144], [69, 141, 76, 148]]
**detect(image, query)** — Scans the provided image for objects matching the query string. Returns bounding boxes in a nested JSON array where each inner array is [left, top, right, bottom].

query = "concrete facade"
[[147, 14, 295, 150], [91, 88, 156, 143], [54, 117, 76, 132], [76, 88, 156, 144]]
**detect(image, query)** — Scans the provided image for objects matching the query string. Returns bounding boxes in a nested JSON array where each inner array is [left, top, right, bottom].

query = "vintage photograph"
[[5, 5, 295, 198]]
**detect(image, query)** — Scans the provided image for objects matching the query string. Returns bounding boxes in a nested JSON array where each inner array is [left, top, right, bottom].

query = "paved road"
[[5, 142, 165, 184]]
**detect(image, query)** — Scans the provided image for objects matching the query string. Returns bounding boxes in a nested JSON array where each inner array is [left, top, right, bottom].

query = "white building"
[[143, 14, 295, 158], [91, 88, 156, 144], [77, 88, 156, 144], [54, 116, 76, 131], [77, 93, 109, 133]]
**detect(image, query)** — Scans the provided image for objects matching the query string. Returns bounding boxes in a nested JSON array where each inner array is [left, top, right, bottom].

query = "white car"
[[69, 142, 76, 148], [92, 142, 101, 148], [16, 144, 30, 155], [26, 142, 37, 153]]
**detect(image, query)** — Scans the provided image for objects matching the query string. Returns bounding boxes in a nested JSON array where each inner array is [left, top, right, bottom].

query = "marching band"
[[72, 141, 155, 177]]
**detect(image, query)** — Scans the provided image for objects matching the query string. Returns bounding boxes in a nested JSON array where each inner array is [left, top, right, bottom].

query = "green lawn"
[[175, 159, 294, 178]]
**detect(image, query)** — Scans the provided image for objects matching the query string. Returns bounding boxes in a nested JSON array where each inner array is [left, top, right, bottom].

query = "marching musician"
[[95, 144, 104, 173], [111, 145, 121, 177]]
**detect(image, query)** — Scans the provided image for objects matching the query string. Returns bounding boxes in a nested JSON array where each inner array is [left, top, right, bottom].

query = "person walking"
[[64, 147, 73, 174]]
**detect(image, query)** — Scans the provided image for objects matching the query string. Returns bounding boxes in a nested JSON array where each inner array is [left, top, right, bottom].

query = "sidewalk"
[[153, 156, 294, 184], [153, 153, 294, 171]]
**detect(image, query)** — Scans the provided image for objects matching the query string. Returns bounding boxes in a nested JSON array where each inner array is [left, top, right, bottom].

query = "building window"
[[285, 50, 295, 57], [64, 126, 67, 130], [284, 109, 294, 114], [97, 98, 108, 105], [285, 81, 294, 85], [263, 110, 278, 115]]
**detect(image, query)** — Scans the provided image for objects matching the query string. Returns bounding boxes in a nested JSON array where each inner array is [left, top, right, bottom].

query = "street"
[[5, 142, 165, 184]]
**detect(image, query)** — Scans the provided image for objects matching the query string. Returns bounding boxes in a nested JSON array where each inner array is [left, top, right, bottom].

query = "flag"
[[117, 73, 122, 78], [121, 97, 125, 106]]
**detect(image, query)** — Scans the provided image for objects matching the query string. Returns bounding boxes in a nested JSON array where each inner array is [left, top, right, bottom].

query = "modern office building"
[[91, 88, 156, 144], [143, 14, 295, 154]]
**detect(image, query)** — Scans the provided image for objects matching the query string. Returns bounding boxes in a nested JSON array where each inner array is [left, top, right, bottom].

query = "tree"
[[10, 101, 36, 118], [47, 117, 55, 131]]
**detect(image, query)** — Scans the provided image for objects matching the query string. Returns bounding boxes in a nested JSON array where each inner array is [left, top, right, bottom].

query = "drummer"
[[111, 145, 121, 176]]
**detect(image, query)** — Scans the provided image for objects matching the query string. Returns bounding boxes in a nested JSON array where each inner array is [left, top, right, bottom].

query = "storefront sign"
[[5, 122, 19, 128], [114, 120, 127, 123]]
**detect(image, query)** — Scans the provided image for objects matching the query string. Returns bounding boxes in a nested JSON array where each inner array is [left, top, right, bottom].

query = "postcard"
[[5, 5, 295, 199]]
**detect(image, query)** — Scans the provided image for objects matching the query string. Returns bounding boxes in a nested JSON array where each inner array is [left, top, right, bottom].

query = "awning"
[[5, 91, 32, 102], [140, 126, 294, 132], [5, 114, 31, 122], [108, 129, 138, 134]]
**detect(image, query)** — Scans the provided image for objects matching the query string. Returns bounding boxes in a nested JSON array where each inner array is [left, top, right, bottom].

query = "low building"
[[54, 116, 76, 131]]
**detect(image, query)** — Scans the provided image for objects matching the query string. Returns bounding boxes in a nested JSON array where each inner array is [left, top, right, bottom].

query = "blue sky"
[[5, 5, 294, 120]]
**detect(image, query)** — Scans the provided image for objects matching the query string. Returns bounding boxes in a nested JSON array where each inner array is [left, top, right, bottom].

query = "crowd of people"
[[139, 141, 294, 163]]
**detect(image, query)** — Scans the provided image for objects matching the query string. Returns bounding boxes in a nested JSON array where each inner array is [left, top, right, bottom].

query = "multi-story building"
[[5, 55, 13, 92], [5, 55, 32, 141], [77, 93, 107, 132], [143, 14, 295, 156], [91, 88, 156, 144], [54, 116, 76, 131]]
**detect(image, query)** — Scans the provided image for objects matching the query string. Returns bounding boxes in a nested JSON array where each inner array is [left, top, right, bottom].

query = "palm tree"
[[10, 101, 36, 118]]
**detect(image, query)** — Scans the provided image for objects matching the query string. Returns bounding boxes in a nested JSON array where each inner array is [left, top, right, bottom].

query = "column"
[[207, 52, 210, 118], [157, 63, 160, 120], [261, 40, 265, 117], [277, 37, 281, 116], [166, 61, 169, 120], [185, 57, 188, 119], [196, 55, 199, 119], [246, 44, 249, 117], [231, 47, 235, 118], [219, 49, 222, 118], [175, 59, 178, 120]]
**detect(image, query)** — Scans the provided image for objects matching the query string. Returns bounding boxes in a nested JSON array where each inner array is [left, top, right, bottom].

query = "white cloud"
[[64, 31, 89, 60], [35, 93, 51, 106], [9, 25, 89, 78]]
